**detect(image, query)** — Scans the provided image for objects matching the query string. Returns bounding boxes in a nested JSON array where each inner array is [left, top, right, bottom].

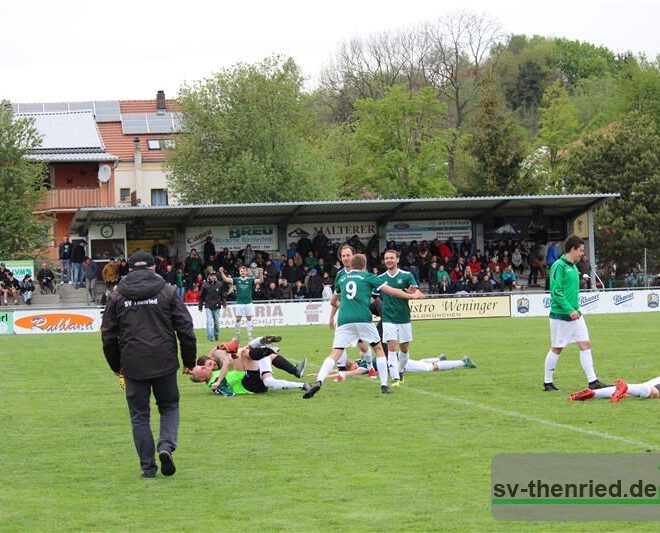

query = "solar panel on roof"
[[18, 103, 45, 113], [68, 101, 94, 111], [43, 103, 70, 112], [94, 101, 120, 113]]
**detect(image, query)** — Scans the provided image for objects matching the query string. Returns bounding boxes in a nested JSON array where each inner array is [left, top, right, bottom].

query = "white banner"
[[1, 260, 34, 279], [286, 222, 377, 245], [13, 309, 100, 334], [185, 225, 278, 253], [511, 290, 660, 317], [385, 219, 472, 242], [188, 301, 332, 329]]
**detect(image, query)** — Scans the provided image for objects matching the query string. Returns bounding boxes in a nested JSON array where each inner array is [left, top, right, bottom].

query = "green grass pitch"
[[1, 313, 659, 531]]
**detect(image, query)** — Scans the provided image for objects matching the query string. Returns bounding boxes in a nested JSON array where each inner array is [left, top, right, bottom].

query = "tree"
[[553, 38, 617, 87], [563, 112, 660, 273], [346, 85, 455, 198], [538, 81, 580, 168], [0, 106, 49, 259], [167, 56, 339, 204], [465, 83, 527, 195]]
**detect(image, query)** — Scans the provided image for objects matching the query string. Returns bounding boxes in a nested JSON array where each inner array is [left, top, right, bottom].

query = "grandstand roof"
[[71, 194, 618, 233]]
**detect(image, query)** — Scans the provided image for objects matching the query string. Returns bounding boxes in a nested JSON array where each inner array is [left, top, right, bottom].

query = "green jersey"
[[377, 269, 417, 324], [225, 370, 252, 395], [548, 255, 581, 321], [233, 276, 255, 304], [336, 270, 385, 327], [333, 268, 349, 292]]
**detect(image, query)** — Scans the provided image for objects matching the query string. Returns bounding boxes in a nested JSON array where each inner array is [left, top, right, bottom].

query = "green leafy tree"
[[0, 107, 49, 259], [465, 83, 527, 194], [563, 112, 660, 273], [538, 81, 580, 168], [553, 38, 618, 86], [619, 57, 660, 130], [571, 74, 626, 131], [347, 85, 455, 198], [167, 56, 339, 203]]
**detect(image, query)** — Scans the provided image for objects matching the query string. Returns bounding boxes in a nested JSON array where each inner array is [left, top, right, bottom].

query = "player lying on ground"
[[327, 354, 477, 379], [570, 377, 660, 403], [191, 336, 311, 395]]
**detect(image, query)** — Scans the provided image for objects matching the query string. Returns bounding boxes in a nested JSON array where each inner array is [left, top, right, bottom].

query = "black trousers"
[[125, 371, 180, 475]]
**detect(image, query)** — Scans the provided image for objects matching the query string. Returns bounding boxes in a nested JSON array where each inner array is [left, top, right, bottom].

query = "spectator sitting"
[[450, 265, 463, 284], [281, 258, 302, 284], [264, 281, 279, 300], [304, 251, 318, 269], [466, 275, 481, 293], [253, 282, 266, 301], [438, 275, 453, 295], [467, 255, 482, 274], [272, 252, 284, 273], [293, 280, 307, 300], [428, 261, 439, 294], [286, 242, 297, 260], [21, 274, 35, 305], [1, 272, 20, 305], [491, 265, 503, 290], [480, 275, 494, 293], [306, 268, 324, 299], [322, 280, 333, 301], [184, 285, 200, 304], [512, 247, 524, 274], [277, 279, 293, 300], [437, 264, 450, 287], [36, 263, 56, 294], [502, 265, 518, 291], [263, 258, 278, 285], [453, 277, 468, 295]]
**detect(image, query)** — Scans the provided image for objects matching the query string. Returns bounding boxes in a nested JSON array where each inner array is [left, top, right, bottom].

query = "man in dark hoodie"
[[101, 252, 197, 478]]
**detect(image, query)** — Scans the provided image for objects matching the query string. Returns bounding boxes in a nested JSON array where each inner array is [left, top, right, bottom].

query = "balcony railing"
[[35, 188, 103, 210]]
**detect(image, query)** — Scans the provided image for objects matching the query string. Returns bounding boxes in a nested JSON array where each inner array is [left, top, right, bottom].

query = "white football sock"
[[248, 337, 263, 348], [579, 349, 597, 383], [388, 351, 400, 380], [337, 350, 347, 367], [317, 357, 336, 384], [544, 351, 560, 383], [593, 387, 615, 399], [234, 322, 241, 339], [626, 383, 652, 398], [438, 360, 465, 371], [361, 349, 373, 368], [262, 376, 303, 390], [246, 319, 254, 340], [376, 356, 388, 386], [398, 351, 409, 374]]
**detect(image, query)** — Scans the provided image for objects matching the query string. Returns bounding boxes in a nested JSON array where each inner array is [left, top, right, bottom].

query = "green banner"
[[0, 311, 13, 335]]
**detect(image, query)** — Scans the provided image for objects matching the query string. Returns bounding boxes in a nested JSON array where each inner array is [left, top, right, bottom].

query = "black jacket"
[[59, 242, 73, 260], [71, 244, 86, 263], [198, 280, 227, 310], [101, 269, 197, 379]]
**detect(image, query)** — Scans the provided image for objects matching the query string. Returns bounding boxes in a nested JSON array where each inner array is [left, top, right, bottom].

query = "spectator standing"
[[184, 249, 203, 288], [162, 265, 177, 287], [102, 259, 120, 291], [512, 248, 524, 275], [297, 233, 313, 259], [546, 242, 560, 269], [117, 259, 129, 280], [312, 230, 330, 258], [152, 239, 168, 259], [83, 257, 100, 304], [70, 240, 87, 289], [306, 269, 324, 299], [428, 261, 439, 294], [577, 255, 592, 290], [58, 236, 73, 284], [101, 252, 196, 478], [198, 271, 226, 342], [175, 269, 186, 300], [202, 236, 216, 265]]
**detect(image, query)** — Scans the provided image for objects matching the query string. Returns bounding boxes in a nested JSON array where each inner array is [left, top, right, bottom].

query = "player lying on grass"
[[570, 377, 660, 403], [327, 354, 477, 379], [190, 336, 311, 395]]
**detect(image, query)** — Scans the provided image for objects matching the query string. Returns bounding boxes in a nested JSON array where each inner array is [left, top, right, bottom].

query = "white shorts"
[[550, 316, 590, 348], [234, 303, 255, 317], [382, 322, 413, 344], [404, 359, 434, 372], [333, 323, 381, 349], [643, 376, 660, 388], [257, 357, 273, 375]]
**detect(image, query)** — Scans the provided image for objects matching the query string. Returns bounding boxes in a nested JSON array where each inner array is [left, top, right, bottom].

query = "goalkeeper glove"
[[118, 374, 126, 390]]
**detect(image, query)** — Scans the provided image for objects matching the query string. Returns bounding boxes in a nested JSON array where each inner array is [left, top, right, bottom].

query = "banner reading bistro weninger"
[[410, 296, 511, 320]]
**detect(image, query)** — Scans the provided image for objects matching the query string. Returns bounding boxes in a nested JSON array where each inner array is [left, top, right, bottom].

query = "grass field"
[[1, 313, 660, 531]]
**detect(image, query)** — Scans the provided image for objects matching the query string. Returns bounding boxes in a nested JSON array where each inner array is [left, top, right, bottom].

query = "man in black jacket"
[[70, 240, 87, 289], [101, 252, 196, 478], [198, 271, 227, 342]]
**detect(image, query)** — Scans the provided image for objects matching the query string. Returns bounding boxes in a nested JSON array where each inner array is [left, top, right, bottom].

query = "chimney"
[[133, 137, 142, 166], [156, 90, 166, 114]]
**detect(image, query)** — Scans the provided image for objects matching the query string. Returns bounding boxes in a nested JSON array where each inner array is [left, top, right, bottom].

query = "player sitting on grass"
[[326, 354, 477, 379], [570, 377, 660, 403], [191, 336, 311, 395]]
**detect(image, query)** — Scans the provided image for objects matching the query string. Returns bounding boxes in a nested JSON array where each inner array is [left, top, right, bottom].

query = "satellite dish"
[[98, 164, 112, 183]]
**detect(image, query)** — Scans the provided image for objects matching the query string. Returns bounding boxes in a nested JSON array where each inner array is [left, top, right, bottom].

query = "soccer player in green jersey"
[[303, 253, 423, 398], [377, 249, 423, 385], [330, 244, 377, 378], [543, 235, 610, 392], [220, 264, 264, 342]]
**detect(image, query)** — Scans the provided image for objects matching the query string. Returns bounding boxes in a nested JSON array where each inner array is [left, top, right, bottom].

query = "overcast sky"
[[3, 0, 658, 102]]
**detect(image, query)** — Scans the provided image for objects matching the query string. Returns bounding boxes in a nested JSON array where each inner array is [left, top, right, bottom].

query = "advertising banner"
[[185, 225, 278, 253], [0, 311, 13, 334], [285, 222, 378, 245], [1, 260, 34, 279], [385, 219, 472, 242], [13, 309, 100, 334], [511, 290, 660, 318], [410, 296, 510, 321]]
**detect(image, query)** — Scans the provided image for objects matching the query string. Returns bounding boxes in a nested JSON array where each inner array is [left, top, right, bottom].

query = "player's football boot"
[[610, 379, 628, 403], [588, 379, 612, 390], [438, 354, 447, 361], [303, 381, 322, 399], [543, 382, 559, 392], [381, 385, 393, 394], [295, 359, 307, 378], [399, 372, 405, 383], [335, 372, 345, 382], [219, 338, 239, 354], [261, 335, 282, 345], [569, 388, 595, 401], [462, 356, 477, 369], [391, 379, 401, 387], [368, 367, 377, 378]]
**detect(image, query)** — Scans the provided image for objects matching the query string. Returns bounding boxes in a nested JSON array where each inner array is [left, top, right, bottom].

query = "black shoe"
[[141, 470, 157, 479], [543, 382, 559, 392], [381, 385, 393, 394], [302, 382, 313, 392], [296, 359, 307, 378], [588, 379, 612, 390], [158, 450, 176, 476], [302, 381, 322, 399]]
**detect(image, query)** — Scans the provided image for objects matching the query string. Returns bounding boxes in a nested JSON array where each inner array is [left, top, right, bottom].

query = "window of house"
[[151, 189, 168, 206], [147, 139, 162, 150], [119, 188, 131, 202]]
